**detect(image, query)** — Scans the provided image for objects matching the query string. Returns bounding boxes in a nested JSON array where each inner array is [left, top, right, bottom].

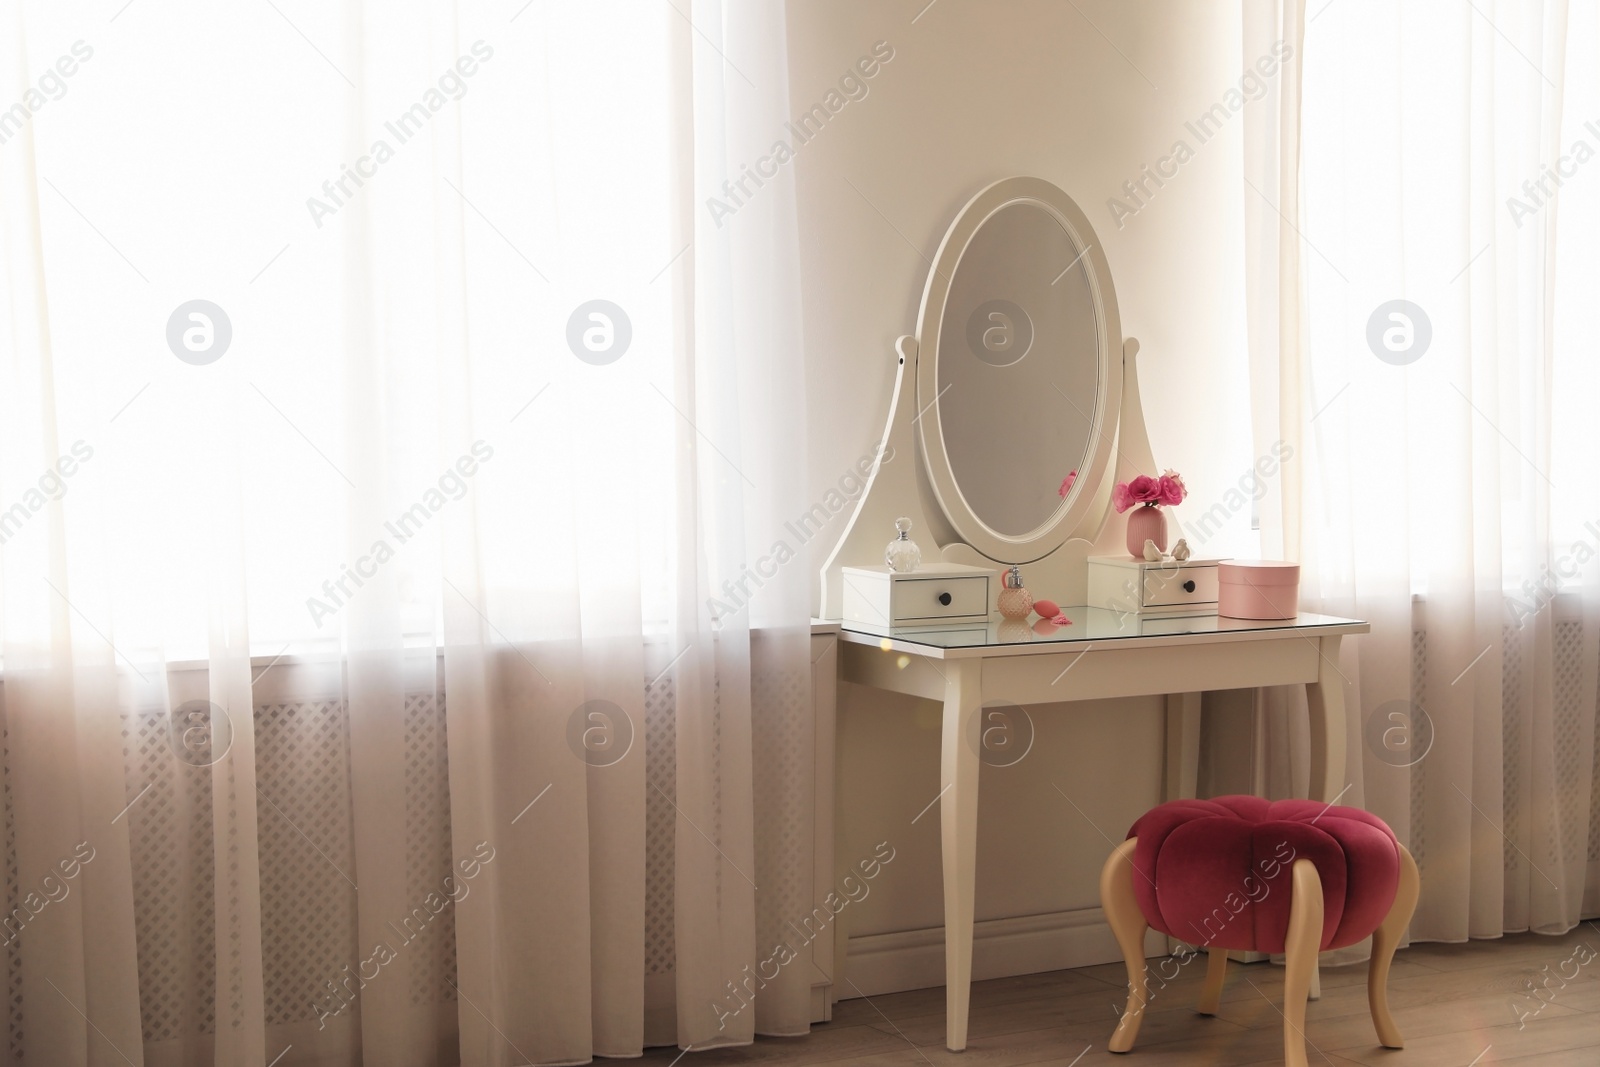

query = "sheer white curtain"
[[0, 1, 811, 1064], [1246, 0, 1600, 941]]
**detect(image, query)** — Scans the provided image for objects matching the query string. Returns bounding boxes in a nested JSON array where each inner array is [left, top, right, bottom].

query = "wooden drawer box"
[[841, 563, 994, 626], [1087, 555, 1223, 618]]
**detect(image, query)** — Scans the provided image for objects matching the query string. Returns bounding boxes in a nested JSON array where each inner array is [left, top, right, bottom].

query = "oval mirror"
[[915, 177, 1121, 563]]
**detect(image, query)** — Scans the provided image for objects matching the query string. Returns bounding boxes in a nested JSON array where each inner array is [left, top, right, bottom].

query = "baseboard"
[[839, 907, 1167, 998]]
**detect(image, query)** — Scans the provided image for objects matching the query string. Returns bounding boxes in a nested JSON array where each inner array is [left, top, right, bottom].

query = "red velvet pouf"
[[1127, 796, 1401, 954], [1099, 795, 1419, 1067]]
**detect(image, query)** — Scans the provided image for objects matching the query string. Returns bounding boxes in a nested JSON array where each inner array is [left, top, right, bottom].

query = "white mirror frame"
[[916, 176, 1122, 564], [819, 177, 1160, 619]]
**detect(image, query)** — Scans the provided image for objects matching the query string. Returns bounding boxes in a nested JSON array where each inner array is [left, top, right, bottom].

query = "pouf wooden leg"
[[1196, 949, 1227, 1015], [1100, 838, 1148, 1052], [1282, 859, 1324, 1067], [1368, 843, 1420, 1048]]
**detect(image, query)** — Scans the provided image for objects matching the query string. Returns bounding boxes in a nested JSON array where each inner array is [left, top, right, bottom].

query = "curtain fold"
[[1246, 0, 1600, 942], [0, 1, 810, 1064], [1, 10, 149, 1063]]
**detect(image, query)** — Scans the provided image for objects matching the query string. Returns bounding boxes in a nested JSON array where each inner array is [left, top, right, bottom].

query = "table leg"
[[1304, 635, 1346, 1001], [1163, 691, 1202, 801], [940, 658, 982, 1051], [1161, 691, 1205, 954], [1305, 635, 1348, 804]]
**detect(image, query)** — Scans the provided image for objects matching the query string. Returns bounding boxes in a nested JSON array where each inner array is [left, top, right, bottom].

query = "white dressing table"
[[814, 176, 1369, 1052], [835, 609, 1365, 1050]]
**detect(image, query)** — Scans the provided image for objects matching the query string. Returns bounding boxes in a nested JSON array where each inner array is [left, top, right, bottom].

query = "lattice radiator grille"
[[112, 685, 679, 1043], [0, 679, 689, 1053], [1407, 621, 1600, 897], [644, 677, 677, 977]]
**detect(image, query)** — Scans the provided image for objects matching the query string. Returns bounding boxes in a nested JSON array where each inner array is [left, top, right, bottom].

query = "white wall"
[[785, 0, 1266, 988]]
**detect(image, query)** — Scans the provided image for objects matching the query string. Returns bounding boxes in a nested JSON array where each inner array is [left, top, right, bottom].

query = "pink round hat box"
[[1218, 560, 1301, 620]]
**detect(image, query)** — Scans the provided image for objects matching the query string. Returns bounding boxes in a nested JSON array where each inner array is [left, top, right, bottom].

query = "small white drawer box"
[[1087, 555, 1224, 618], [842, 562, 994, 626]]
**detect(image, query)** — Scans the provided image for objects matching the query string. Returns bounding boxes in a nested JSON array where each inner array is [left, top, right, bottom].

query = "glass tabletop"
[[838, 607, 1366, 650]]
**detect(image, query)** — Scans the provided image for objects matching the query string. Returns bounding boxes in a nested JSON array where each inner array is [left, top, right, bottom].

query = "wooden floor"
[[638, 931, 1600, 1066]]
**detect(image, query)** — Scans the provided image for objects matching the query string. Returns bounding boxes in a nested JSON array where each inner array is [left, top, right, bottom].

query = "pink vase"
[[1125, 504, 1167, 557]]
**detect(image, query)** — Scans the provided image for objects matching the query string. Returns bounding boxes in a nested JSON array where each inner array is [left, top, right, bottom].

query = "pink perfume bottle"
[[997, 565, 1034, 620]]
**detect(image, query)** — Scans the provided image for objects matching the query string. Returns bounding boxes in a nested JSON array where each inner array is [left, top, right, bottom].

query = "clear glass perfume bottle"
[[885, 517, 921, 573], [997, 565, 1034, 620]]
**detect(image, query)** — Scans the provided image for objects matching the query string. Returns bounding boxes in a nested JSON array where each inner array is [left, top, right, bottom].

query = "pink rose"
[[1112, 481, 1133, 513], [1058, 470, 1077, 498], [1159, 469, 1187, 505], [1128, 474, 1161, 504]]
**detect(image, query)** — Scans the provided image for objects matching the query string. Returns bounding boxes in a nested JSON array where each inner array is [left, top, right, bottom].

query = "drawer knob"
[[938, 592, 953, 606], [1182, 580, 1196, 593]]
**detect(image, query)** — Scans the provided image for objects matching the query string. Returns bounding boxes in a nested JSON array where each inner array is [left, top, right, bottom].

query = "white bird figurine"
[[1142, 539, 1164, 562], [1171, 538, 1192, 562]]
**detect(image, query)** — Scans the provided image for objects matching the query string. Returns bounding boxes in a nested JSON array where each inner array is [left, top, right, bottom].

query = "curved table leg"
[[1305, 634, 1348, 804], [940, 658, 982, 1051], [1164, 691, 1202, 801], [1303, 634, 1346, 1002]]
